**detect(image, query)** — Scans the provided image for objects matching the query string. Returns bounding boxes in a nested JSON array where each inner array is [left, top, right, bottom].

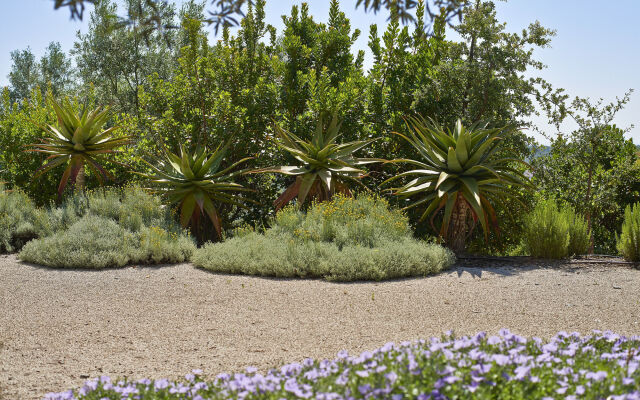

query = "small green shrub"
[[523, 199, 589, 259], [19, 215, 195, 268], [0, 188, 42, 252], [194, 194, 455, 281], [617, 202, 640, 262], [523, 199, 569, 259], [567, 208, 590, 256]]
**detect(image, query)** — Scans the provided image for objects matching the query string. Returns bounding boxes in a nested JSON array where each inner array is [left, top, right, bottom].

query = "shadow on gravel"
[[453, 255, 636, 278], [15, 258, 186, 273]]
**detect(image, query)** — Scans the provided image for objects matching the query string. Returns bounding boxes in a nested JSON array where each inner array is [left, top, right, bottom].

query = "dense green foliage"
[[523, 199, 589, 259], [194, 195, 455, 281], [2, 0, 637, 255], [533, 93, 640, 253], [17, 187, 195, 267], [617, 202, 640, 262]]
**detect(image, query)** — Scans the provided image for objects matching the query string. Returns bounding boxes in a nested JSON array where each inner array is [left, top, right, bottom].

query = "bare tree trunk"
[[449, 193, 469, 254]]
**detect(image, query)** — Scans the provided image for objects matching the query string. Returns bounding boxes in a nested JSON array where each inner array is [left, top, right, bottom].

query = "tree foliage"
[[533, 91, 639, 253], [3, 0, 634, 255]]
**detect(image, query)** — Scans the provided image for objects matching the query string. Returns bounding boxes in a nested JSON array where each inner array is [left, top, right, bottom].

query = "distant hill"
[[534, 145, 551, 158]]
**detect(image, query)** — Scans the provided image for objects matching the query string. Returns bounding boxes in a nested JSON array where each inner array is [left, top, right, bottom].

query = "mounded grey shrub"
[[19, 215, 195, 268], [194, 195, 455, 281], [0, 188, 43, 253], [17, 187, 195, 268], [193, 232, 454, 281]]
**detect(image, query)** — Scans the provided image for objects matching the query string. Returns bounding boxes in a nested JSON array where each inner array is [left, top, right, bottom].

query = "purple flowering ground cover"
[[44, 330, 640, 400]]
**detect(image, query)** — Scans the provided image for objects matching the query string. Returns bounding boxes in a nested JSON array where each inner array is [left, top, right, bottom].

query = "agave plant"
[[384, 116, 532, 253], [28, 97, 130, 197], [140, 143, 252, 239], [261, 114, 379, 210]]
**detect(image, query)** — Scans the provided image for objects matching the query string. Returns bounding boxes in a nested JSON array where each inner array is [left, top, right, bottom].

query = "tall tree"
[[8, 48, 40, 103], [39, 42, 74, 96], [51, 0, 469, 35], [72, 0, 177, 115]]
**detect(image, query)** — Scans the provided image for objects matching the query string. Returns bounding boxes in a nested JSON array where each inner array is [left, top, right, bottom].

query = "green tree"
[[534, 90, 639, 253], [138, 0, 282, 227], [8, 48, 40, 103], [72, 0, 177, 115], [51, 0, 469, 35], [39, 42, 75, 96]]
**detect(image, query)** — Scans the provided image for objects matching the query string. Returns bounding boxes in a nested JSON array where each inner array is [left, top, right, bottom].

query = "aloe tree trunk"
[[449, 193, 469, 254], [75, 166, 85, 192]]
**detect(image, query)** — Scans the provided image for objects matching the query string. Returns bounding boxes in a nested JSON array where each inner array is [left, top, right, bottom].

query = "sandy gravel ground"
[[1, 255, 639, 399]]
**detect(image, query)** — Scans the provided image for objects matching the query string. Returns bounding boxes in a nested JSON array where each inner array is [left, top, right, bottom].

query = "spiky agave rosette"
[[140, 142, 253, 237], [259, 113, 381, 210], [384, 116, 532, 246], [28, 97, 132, 197]]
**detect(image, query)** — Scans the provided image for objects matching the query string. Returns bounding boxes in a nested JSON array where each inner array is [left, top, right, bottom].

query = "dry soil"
[[1, 255, 639, 399]]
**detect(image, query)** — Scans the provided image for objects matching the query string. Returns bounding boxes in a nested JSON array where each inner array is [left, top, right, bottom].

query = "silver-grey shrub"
[[19, 215, 195, 268], [0, 188, 43, 252], [17, 187, 195, 268], [193, 232, 454, 281], [194, 195, 455, 281]]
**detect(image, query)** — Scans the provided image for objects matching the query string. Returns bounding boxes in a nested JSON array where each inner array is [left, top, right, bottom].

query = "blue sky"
[[1, 0, 638, 144]]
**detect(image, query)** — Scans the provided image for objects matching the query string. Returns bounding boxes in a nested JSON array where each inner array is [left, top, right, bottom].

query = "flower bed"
[[45, 330, 640, 399]]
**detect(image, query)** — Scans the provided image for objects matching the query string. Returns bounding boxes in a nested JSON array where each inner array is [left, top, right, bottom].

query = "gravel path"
[[1, 254, 639, 399]]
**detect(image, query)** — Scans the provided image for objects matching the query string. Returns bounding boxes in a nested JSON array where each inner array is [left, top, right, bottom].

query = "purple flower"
[[443, 375, 460, 384], [491, 354, 510, 366], [358, 384, 371, 395], [487, 336, 501, 345], [585, 371, 608, 381], [154, 379, 169, 390], [513, 365, 531, 380], [337, 350, 349, 359], [245, 366, 258, 374], [385, 371, 398, 384], [355, 370, 369, 378]]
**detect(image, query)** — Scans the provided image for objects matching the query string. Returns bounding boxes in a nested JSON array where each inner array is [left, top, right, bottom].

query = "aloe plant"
[[140, 143, 252, 239], [261, 114, 379, 210], [28, 97, 130, 197], [384, 116, 532, 253]]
